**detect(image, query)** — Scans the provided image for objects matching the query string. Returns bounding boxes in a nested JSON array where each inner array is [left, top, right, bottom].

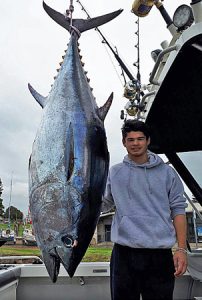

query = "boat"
[[22, 228, 37, 246], [128, 0, 202, 210], [1, 228, 16, 245], [0, 237, 8, 247], [0, 258, 202, 300]]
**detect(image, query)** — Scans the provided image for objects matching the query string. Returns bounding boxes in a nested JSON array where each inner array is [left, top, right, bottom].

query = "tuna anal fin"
[[98, 92, 113, 121], [28, 83, 47, 108]]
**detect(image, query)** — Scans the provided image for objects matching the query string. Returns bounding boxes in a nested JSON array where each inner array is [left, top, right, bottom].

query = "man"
[[102, 120, 187, 300]]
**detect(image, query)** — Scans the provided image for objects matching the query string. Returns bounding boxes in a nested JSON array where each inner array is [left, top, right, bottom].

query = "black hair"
[[121, 120, 151, 140]]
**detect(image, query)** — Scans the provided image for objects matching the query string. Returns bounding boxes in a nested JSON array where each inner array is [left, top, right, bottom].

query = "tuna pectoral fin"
[[42, 250, 60, 283], [43, 1, 123, 33], [28, 83, 47, 108], [98, 92, 113, 121]]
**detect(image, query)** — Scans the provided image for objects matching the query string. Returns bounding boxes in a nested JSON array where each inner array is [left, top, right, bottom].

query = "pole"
[[165, 152, 202, 206], [193, 210, 198, 248], [8, 173, 13, 229]]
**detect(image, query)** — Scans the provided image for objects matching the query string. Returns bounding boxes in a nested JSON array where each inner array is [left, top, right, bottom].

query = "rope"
[[65, 0, 74, 27], [70, 25, 81, 38], [65, 0, 81, 37], [69, 0, 74, 27], [101, 39, 124, 87]]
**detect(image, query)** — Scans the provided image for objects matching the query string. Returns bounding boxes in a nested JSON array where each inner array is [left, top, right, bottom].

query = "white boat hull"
[[0, 261, 202, 300]]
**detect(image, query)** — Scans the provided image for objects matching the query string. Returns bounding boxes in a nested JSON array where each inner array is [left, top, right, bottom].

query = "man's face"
[[122, 131, 150, 159]]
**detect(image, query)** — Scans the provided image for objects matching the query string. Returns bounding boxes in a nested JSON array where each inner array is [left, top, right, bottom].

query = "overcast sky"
[[0, 0, 201, 216]]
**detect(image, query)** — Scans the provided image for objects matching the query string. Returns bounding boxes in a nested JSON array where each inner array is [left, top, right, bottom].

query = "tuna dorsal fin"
[[43, 1, 123, 34], [28, 83, 47, 108], [98, 92, 113, 121]]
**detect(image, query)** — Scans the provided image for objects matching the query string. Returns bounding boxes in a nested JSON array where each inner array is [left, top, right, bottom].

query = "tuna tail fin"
[[28, 83, 47, 108], [98, 92, 113, 121], [43, 1, 123, 34]]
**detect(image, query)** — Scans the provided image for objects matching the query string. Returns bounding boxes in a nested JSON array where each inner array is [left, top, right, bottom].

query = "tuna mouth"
[[42, 249, 60, 283]]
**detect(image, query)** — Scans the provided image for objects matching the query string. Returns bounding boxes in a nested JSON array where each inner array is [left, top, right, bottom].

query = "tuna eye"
[[62, 236, 73, 248]]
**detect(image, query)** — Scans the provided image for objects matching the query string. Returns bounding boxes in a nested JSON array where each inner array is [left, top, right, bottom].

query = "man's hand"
[[173, 250, 187, 277], [72, 240, 78, 247]]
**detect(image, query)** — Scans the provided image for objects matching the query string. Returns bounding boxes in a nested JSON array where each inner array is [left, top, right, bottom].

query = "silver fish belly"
[[28, 2, 122, 282]]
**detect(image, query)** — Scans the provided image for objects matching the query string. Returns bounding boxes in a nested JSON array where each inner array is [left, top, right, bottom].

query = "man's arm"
[[173, 214, 187, 277], [101, 196, 115, 214]]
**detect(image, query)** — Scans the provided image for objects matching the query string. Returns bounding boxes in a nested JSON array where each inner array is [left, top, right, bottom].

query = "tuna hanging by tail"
[[28, 1, 122, 282]]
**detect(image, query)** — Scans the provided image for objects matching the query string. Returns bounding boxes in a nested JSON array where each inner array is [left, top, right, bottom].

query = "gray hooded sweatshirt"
[[102, 151, 187, 249]]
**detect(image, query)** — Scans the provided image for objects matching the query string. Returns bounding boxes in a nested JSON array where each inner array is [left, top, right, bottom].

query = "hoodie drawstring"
[[144, 167, 152, 194]]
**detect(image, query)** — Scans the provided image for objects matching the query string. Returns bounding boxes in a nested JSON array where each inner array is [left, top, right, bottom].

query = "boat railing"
[[137, 90, 156, 119], [149, 44, 180, 86], [0, 256, 43, 265], [184, 192, 202, 222]]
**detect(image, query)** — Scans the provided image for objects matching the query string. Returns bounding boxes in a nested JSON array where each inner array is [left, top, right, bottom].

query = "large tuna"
[[28, 1, 122, 282]]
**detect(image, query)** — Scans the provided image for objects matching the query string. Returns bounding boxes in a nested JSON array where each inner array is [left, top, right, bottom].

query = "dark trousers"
[[110, 244, 175, 300]]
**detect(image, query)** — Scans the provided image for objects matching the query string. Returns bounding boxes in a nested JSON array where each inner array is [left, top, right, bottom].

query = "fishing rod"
[[115, 46, 127, 86], [76, 0, 146, 121], [121, 15, 145, 120], [76, 0, 138, 85]]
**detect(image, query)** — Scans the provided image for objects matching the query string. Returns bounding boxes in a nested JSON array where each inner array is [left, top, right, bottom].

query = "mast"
[[8, 173, 13, 229]]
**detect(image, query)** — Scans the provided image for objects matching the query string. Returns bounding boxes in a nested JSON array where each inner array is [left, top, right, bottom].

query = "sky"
[[0, 0, 201, 216]]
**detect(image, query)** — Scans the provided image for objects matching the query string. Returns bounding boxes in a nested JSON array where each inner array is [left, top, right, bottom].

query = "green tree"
[[0, 178, 4, 217], [4, 206, 23, 221]]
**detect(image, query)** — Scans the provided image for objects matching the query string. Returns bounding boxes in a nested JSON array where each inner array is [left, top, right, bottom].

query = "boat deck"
[[0, 260, 202, 300]]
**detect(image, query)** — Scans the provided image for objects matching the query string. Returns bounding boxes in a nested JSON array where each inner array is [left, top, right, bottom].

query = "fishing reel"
[[120, 100, 140, 120], [123, 81, 138, 118], [125, 101, 138, 116], [123, 80, 137, 99], [121, 80, 145, 120], [131, 0, 164, 18]]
